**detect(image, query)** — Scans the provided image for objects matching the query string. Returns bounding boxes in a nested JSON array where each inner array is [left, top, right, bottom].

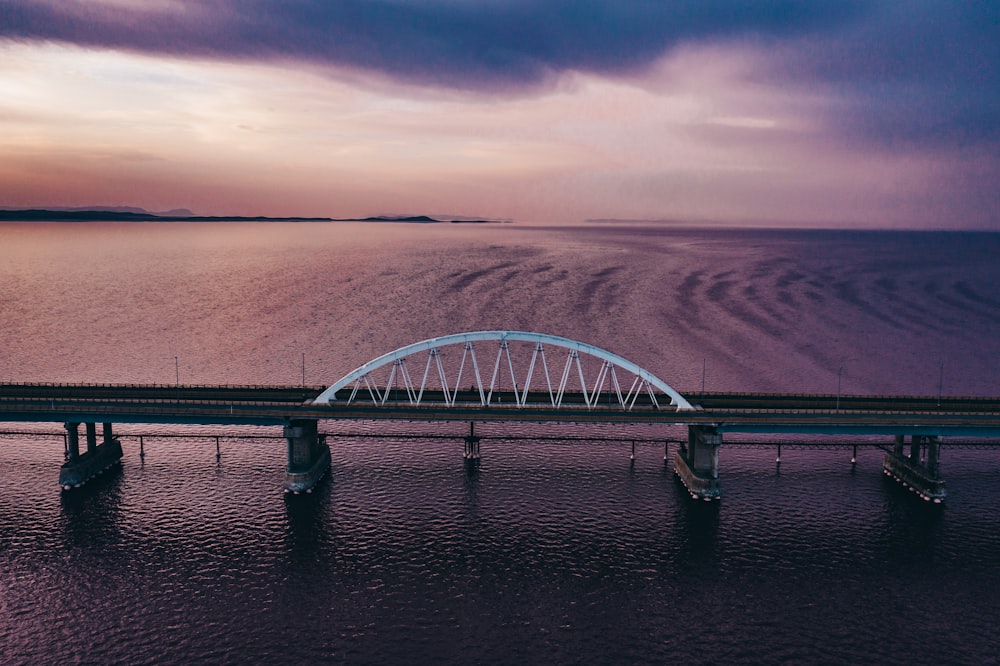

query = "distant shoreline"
[[0, 209, 509, 224]]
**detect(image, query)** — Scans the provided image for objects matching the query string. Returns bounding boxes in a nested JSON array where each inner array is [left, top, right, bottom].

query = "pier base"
[[463, 422, 481, 471], [463, 422, 481, 460], [674, 425, 721, 501], [284, 419, 330, 494], [59, 422, 123, 490], [883, 435, 946, 503]]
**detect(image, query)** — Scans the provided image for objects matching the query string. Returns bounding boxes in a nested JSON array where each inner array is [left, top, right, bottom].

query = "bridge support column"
[[85, 422, 97, 453], [65, 422, 80, 462], [883, 435, 946, 503], [674, 425, 722, 501], [463, 422, 481, 462], [284, 419, 330, 494], [59, 422, 123, 491]]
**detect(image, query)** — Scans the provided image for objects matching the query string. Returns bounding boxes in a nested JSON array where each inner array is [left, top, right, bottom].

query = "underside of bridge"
[[45, 417, 954, 503], [883, 434, 946, 502], [55, 417, 332, 494], [674, 425, 722, 500], [672, 426, 948, 503], [59, 422, 123, 490], [283, 419, 330, 494]]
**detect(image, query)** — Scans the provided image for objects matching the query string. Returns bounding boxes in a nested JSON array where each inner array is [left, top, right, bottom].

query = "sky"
[[0, 1, 997, 228]]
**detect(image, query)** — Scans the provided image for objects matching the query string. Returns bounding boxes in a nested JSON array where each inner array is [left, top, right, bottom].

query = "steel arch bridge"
[[313, 331, 694, 411]]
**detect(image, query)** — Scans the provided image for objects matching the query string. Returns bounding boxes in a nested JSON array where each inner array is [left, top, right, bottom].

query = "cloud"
[[2, 1, 995, 150], [0, 1, 862, 87], [768, 3, 1000, 148], [1, 1, 996, 227]]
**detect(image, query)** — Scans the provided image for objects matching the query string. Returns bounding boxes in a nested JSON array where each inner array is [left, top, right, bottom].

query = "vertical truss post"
[[573, 350, 591, 408], [521, 342, 542, 406], [467, 342, 487, 405], [417, 350, 435, 405], [503, 340, 521, 406]]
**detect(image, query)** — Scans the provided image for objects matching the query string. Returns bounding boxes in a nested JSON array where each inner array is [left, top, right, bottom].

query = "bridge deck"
[[2, 384, 1000, 436]]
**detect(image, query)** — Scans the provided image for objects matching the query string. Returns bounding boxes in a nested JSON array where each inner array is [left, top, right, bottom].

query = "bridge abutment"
[[883, 435, 946, 503], [284, 419, 330, 494], [674, 425, 722, 500], [59, 422, 123, 490]]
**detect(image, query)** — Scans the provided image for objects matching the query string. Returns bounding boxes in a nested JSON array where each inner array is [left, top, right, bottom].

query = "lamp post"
[[938, 361, 944, 407], [835, 358, 859, 410], [836, 365, 842, 410], [163, 355, 180, 400], [163, 356, 179, 385]]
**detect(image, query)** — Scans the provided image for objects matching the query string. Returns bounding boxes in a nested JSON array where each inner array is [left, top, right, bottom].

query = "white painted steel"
[[313, 331, 694, 410]]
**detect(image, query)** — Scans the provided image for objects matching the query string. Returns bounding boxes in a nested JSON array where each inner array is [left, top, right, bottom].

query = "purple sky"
[[0, 1, 997, 227]]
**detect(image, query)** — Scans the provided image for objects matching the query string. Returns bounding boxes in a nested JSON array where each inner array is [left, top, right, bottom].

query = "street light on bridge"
[[836, 357, 858, 410], [938, 360, 944, 406], [163, 356, 179, 386], [837, 365, 843, 410]]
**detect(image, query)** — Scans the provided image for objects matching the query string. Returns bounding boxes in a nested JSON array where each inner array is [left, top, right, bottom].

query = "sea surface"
[[1, 222, 1000, 664]]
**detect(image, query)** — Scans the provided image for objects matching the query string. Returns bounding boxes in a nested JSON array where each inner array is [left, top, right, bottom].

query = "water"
[[2, 222, 1000, 664]]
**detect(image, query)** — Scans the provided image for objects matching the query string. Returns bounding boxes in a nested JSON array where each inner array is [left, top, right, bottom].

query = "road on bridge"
[[2, 384, 1000, 436]]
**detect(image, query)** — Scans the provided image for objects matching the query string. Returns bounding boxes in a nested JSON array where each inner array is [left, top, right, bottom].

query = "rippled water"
[[2, 223, 1000, 664]]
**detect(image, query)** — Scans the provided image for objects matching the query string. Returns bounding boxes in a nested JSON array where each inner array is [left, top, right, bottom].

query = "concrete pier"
[[85, 422, 97, 453], [883, 435, 946, 503], [284, 419, 330, 494], [463, 422, 481, 461], [674, 425, 722, 500], [66, 421, 80, 461], [59, 422, 123, 490]]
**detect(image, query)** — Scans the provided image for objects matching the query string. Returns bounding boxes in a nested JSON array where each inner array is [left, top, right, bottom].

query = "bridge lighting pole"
[[837, 365, 843, 410], [162, 356, 180, 400], [938, 361, 944, 407], [163, 356, 179, 386]]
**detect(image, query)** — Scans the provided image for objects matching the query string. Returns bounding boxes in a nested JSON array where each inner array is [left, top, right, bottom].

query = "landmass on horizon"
[[0, 208, 512, 224]]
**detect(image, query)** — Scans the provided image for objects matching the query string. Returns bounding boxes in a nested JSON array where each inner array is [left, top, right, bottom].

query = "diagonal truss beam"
[[313, 331, 694, 411]]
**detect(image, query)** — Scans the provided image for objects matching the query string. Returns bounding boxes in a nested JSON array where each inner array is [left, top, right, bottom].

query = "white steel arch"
[[314, 331, 694, 411]]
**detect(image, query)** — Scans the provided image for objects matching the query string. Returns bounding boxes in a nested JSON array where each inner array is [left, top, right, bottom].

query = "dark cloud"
[[770, 2, 1000, 148], [1, 0, 996, 147], [0, 1, 863, 85]]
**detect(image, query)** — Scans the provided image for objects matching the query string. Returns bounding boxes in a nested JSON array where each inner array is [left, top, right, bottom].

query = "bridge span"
[[3, 331, 999, 501]]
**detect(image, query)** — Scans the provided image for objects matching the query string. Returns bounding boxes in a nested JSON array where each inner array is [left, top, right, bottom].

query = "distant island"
[[0, 209, 331, 222], [347, 215, 511, 224], [0, 208, 511, 224]]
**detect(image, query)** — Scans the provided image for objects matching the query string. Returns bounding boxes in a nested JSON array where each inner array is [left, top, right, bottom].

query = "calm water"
[[2, 222, 1000, 664]]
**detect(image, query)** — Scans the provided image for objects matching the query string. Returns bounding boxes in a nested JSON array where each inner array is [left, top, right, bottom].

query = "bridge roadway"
[[4, 383, 999, 500], [2, 383, 1000, 437]]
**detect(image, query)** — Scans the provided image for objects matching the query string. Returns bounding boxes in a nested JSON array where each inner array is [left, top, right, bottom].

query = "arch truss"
[[314, 331, 694, 411]]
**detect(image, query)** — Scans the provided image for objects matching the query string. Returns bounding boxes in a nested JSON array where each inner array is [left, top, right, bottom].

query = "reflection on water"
[[1, 430, 998, 664], [672, 485, 722, 567], [59, 466, 126, 548], [283, 481, 332, 559], [882, 480, 946, 566]]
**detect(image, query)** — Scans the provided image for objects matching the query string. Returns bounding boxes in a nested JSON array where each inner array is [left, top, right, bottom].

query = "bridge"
[[3, 330, 999, 502]]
